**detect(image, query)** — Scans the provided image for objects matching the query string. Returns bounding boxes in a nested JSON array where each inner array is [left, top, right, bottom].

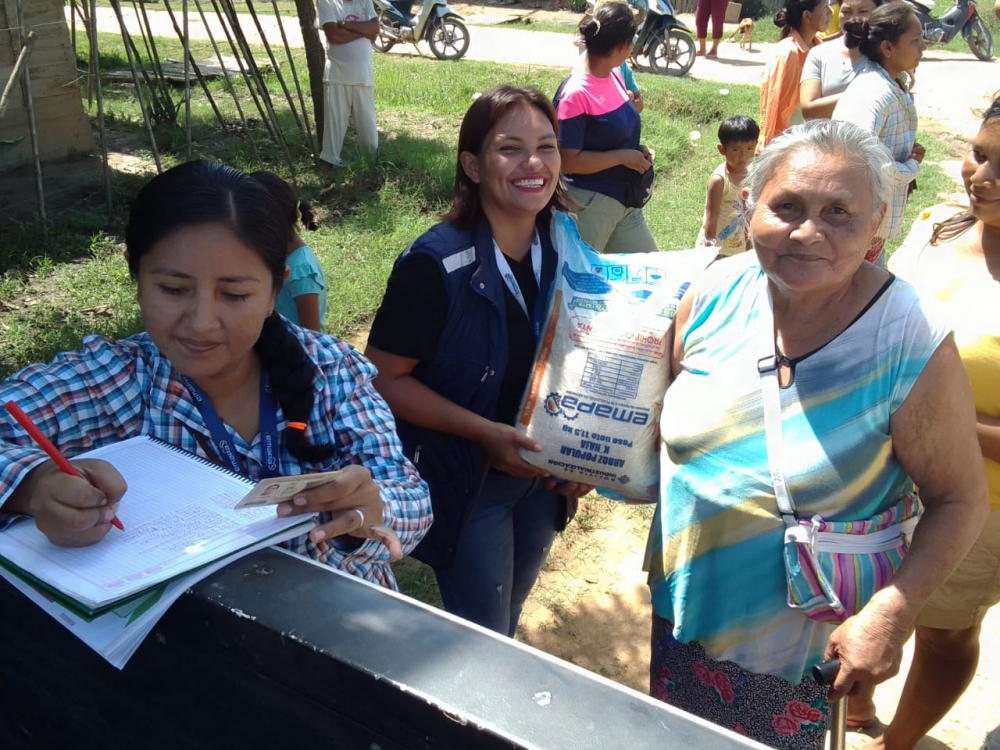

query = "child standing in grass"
[[251, 171, 327, 332], [696, 115, 759, 255], [618, 61, 644, 113]]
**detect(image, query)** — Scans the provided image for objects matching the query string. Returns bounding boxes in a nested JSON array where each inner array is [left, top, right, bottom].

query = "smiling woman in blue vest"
[[366, 86, 593, 636]]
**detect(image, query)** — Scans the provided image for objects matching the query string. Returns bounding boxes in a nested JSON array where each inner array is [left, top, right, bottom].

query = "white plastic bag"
[[517, 214, 714, 501]]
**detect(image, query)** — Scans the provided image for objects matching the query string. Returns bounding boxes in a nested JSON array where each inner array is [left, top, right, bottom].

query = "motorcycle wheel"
[[650, 28, 696, 77], [371, 14, 396, 53], [966, 15, 994, 60], [372, 31, 396, 53], [428, 17, 470, 60]]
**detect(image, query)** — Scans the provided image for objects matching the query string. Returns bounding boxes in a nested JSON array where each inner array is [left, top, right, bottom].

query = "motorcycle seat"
[[389, 0, 415, 15], [908, 0, 936, 11]]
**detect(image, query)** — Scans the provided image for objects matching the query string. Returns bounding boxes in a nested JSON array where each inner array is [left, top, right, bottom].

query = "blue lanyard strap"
[[181, 372, 281, 479], [494, 230, 549, 339]]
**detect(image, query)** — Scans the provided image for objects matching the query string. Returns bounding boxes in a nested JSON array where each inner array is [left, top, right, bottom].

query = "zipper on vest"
[[481, 366, 490, 383], [414, 446, 422, 464]]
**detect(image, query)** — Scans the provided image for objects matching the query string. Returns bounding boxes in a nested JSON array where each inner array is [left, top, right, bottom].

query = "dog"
[[726, 17, 755, 51]]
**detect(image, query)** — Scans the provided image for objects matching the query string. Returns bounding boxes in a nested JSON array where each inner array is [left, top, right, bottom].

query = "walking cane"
[[813, 659, 847, 750]]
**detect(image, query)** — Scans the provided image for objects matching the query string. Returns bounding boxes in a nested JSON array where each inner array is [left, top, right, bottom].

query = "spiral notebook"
[[0, 435, 315, 614]]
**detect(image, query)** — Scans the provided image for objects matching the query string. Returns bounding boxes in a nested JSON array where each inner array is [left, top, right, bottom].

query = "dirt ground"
[[516, 499, 1000, 750]]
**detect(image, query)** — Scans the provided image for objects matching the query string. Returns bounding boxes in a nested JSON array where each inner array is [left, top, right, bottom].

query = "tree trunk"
[[294, 0, 326, 150]]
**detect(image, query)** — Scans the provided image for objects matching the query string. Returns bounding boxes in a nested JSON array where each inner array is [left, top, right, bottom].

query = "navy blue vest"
[[397, 215, 557, 569]]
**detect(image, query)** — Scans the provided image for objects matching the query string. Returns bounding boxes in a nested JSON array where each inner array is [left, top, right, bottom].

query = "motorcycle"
[[371, 0, 470, 61], [903, 0, 993, 60], [630, 0, 697, 77]]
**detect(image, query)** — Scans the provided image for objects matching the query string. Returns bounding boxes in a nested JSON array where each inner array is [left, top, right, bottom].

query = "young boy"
[[696, 115, 759, 255]]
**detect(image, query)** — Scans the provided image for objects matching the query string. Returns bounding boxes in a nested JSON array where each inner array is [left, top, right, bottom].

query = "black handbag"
[[621, 164, 654, 209]]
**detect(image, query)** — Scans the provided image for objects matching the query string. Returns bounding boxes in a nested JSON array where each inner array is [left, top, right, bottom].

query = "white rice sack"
[[516, 215, 714, 502]]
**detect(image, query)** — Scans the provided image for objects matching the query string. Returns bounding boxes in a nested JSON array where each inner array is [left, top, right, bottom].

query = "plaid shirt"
[[833, 64, 919, 240], [0, 330, 432, 590]]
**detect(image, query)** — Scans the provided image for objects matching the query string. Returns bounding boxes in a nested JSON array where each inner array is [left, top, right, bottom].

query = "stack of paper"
[[0, 436, 315, 668]]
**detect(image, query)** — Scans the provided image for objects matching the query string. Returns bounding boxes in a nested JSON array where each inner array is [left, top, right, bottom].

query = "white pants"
[[320, 83, 378, 166]]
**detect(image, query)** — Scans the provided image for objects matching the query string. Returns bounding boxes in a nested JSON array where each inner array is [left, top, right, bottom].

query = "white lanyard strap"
[[494, 230, 542, 322], [756, 274, 798, 527]]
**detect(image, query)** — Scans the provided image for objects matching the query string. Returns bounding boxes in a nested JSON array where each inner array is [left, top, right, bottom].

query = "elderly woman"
[[647, 120, 989, 750], [853, 95, 1000, 749], [366, 86, 591, 637]]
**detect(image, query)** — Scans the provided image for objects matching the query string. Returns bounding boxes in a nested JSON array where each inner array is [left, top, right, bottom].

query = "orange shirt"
[[758, 30, 821, 152]]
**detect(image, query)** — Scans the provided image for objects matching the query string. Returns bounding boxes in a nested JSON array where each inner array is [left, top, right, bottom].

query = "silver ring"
[[352, 508, 365, 527]]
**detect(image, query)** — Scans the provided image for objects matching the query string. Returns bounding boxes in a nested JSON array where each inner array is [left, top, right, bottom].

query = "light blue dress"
[[274, 245, 327, 331]]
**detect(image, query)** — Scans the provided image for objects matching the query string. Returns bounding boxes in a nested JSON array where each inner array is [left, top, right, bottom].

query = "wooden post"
[[183, 0, 191, 157], [109, 0, 162, 171], [13, 0, 45, 220], [0, 31, 34, 122], [70, 0, 77, 57], [89, 0, 114, 219], [293, 0, 326, 153]]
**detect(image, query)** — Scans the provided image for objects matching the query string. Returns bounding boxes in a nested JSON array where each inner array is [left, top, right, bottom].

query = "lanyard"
[[494, 230, 546, 338], [181, 372, 281, 479]]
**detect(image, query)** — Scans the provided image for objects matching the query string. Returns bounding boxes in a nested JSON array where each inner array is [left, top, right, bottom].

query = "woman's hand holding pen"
[[9, 459, 127, 547], [276, 464, 403, 560]]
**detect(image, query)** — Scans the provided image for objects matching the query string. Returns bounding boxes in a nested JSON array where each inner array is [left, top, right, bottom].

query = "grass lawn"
[[0, 30, 963, 379]]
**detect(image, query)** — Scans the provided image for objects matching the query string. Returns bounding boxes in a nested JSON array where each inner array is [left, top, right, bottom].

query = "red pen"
[[3, 400, 124, 531]]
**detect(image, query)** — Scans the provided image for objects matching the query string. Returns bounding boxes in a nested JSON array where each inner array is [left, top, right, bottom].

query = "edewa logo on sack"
[[543, 392, 650, 425]]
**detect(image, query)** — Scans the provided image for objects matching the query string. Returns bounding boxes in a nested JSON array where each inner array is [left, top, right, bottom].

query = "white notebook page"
[[0, 436, 309, 609]]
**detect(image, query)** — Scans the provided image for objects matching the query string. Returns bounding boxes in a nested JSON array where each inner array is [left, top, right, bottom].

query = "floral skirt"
[[650, 613, 830, 750]]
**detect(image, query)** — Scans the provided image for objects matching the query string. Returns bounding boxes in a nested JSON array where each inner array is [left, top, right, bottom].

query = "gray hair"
[[744, 120, 893, 225]]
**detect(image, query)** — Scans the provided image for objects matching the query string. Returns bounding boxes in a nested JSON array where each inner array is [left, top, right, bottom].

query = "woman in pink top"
[[758, 0, 832, 151]]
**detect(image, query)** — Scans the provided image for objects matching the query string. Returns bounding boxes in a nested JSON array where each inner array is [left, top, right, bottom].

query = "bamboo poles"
[[183, 0, 191, 157], [108, 0, 162, 171], [192, 0, 262, 163], [89, 0, 114, 218], [132, 0, 177, 124], [0, 30, 34, 121], [209, 0, 276, 139], [267, 0, 318, 164], [220, 0, 296, 172], [245, 0, 311, 152], [13, 0, 45, 219], [162, 0, 229, 144]]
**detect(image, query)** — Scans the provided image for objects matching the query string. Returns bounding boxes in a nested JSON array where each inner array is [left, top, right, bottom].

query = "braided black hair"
[[126, 160, 334, 463], [250, 170, 318, 243]]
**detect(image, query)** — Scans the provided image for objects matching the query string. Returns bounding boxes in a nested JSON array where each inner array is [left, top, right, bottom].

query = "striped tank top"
[[648, 256, 948, 682]]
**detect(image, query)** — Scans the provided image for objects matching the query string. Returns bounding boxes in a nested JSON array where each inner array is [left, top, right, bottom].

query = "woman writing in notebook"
[[0, 161, 432, 589]]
